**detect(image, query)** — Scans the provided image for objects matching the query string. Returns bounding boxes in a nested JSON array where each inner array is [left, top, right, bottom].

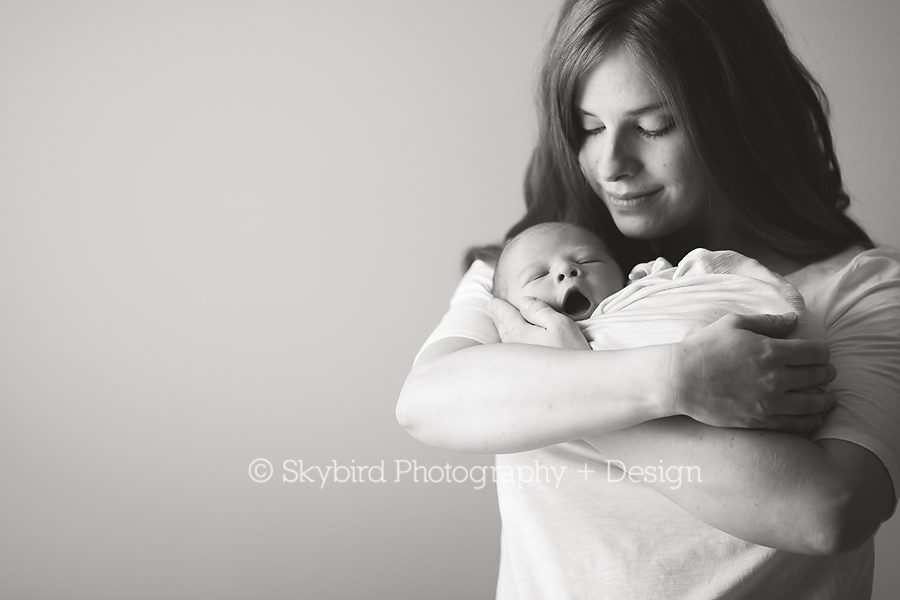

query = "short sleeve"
[[413, 259, 500, 365], [790, 247, 900, 502]]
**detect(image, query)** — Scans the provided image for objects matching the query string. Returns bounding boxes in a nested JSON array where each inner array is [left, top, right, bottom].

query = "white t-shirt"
[[416, 246, 900, 599]]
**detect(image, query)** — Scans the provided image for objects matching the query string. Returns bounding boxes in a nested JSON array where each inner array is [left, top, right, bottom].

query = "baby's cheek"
[[520, 283, 557, 310], [507, 287, 535, 312], [599, 273, 625, 300]]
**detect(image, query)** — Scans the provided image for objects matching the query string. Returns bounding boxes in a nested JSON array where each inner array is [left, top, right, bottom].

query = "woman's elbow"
[[801, 493, 884, 555], [395, 367, 455, 449], [794, 441, 894, 555], [396, 373, 424, 437], [396, 367, 497, 453]]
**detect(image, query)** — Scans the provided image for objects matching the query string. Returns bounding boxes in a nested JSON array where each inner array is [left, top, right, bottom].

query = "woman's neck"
[[651, 216, 809, 277]]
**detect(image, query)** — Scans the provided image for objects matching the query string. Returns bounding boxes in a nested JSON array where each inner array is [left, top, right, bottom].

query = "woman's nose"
[[595, 133, 638, 182]]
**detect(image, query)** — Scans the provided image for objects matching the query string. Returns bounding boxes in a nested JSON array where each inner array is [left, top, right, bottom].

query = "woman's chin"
[[610, 217, 667, 241]]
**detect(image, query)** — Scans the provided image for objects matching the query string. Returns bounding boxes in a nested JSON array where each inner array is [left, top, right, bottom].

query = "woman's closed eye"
[[637, 120, 676, 139]]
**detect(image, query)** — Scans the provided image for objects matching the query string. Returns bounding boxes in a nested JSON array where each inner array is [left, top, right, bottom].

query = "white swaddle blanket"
[[580, 248, 822, 349]]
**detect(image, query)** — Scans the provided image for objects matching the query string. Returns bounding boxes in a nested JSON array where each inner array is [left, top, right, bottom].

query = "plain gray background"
[[1, 1, 898, 598]]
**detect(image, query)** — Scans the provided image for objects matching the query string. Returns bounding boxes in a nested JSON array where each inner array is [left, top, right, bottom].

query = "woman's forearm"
[[396, 339, 675, 454], [584, 418, 894, 555]]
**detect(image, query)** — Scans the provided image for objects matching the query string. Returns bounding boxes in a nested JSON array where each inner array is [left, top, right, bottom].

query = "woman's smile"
[[603, 188, 664, 210]]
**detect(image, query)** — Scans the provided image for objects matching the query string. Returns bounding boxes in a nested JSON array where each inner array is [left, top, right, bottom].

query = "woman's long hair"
[[466, 0, 872, 271]]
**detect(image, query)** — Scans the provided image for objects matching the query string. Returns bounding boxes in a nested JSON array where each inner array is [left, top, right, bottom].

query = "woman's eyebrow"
[[578, 102, 664, 118], [624, 102, 664, 117]]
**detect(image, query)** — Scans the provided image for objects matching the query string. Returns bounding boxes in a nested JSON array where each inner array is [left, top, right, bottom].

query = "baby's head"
[[492, 222, 624, 321]]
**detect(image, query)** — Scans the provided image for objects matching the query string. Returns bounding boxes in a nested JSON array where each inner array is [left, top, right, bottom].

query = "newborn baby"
[[491, 222, 629, 320], [492, 222, 816, 351]]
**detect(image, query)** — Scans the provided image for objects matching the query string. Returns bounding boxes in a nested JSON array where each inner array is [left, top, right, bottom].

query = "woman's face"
[[576, 45, 710, 241]]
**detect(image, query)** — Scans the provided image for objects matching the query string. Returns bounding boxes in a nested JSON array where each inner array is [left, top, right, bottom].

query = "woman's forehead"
[[575, 46, 666, 113]]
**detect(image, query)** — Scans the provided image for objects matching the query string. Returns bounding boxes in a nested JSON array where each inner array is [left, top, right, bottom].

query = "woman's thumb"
[[519, 297, 561, 329], [487, 297, 521, 325], [734, 312, 798, 337]]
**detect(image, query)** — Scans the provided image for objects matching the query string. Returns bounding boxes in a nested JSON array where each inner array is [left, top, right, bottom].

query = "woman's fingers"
[[673, 313, 838, 429], [489, 296, 557, 330], [488, 296, 590, 349], [487, 297, 534, 338], [518, 297, 562, 329], [773, 390, 838, 416], [775, 338, 830, 366], [728, 312, 799, 338], [782, 363, 837, 391], [759, 413, 828, 436], [487, 297, 589, 349]]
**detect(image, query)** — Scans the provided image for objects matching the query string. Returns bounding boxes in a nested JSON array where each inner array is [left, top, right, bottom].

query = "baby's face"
[[497, 225, 624, 321]]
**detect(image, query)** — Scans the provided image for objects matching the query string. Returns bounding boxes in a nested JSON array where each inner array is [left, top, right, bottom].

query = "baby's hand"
[[628, 257, 673, 282]]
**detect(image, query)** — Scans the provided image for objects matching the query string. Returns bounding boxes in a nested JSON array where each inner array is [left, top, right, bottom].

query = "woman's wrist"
[[586, 343, 681, 425], [665, 340, 694, 419], [657, 343, 684, 419]]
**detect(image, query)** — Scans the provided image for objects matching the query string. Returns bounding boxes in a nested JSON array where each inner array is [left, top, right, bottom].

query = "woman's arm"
[[397, 297, 836, 454], [586, 253, 900, 555], [584, 419, 894, 555], [398, 335, 675, 453]]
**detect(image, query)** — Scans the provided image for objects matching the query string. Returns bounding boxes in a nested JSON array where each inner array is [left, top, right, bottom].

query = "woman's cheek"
[[578, 153, 603, 196]]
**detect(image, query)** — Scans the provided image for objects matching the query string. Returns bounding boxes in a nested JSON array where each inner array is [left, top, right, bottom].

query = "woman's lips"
[[604, 188, 663, 209]]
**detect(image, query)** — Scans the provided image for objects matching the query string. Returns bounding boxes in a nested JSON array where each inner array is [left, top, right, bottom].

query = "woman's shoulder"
[[453, 259, 495, 301], [788, 245, 900, 284], [467, 258, 496, 282], [786, 245, 900, 327], [827, 244, 900, 268]]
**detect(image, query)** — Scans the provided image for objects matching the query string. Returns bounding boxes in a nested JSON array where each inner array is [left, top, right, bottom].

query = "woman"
[[397, 0, 900, 597]]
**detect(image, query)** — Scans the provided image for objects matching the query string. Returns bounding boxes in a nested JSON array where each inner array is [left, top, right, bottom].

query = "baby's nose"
[[556, 266, 579, 282]]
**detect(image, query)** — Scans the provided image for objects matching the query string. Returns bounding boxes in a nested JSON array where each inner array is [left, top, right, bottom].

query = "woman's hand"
[[488, 296, 591, 350], [670, 312, 838, 434]]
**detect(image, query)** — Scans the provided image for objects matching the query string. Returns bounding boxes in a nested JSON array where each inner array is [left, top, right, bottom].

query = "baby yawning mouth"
[[562, 288, 592, 319]]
